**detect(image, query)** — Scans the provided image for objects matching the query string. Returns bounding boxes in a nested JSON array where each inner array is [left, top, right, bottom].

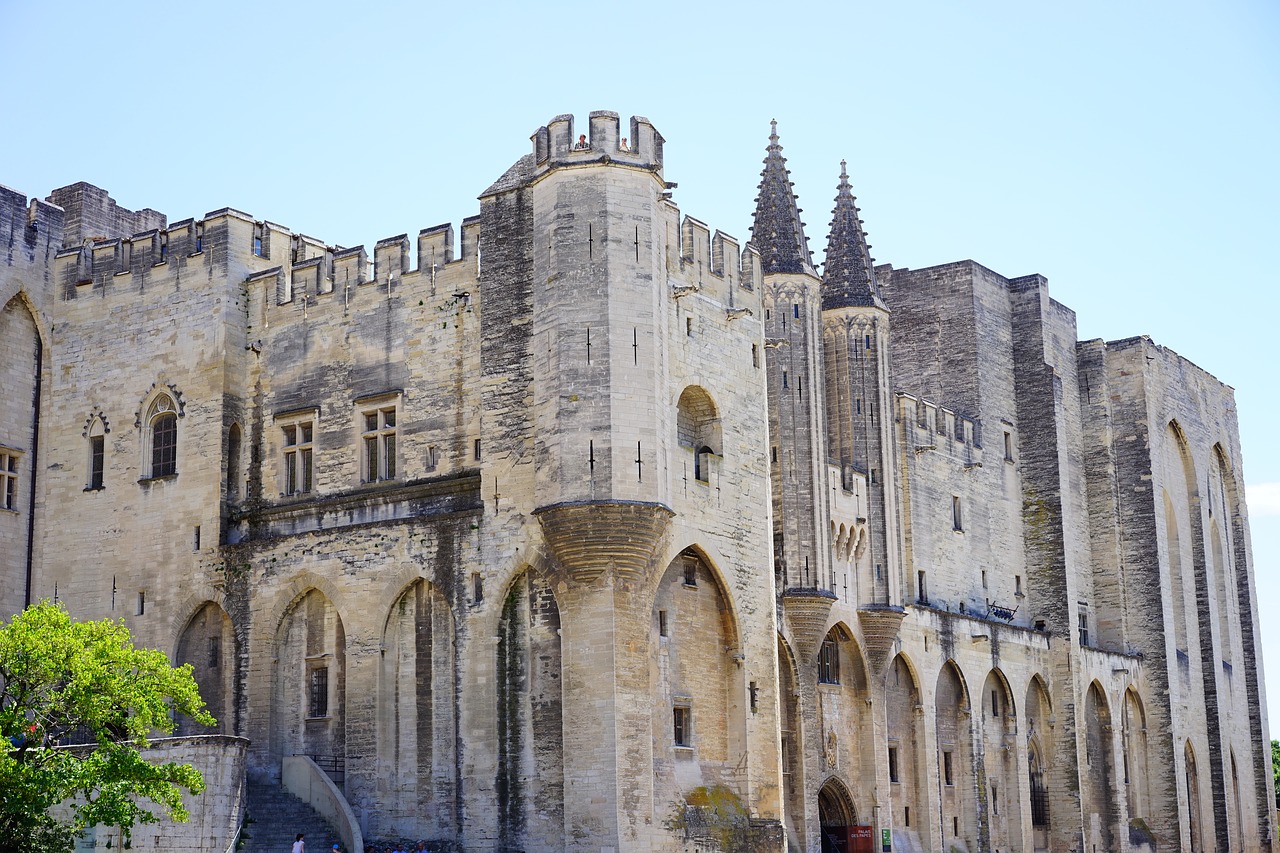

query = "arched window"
[[146, 394, 178, 478], [86, 417, 106, 490]]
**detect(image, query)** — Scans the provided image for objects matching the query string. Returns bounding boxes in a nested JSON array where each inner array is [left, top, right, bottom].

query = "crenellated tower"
[[478, 111, 779, 852]]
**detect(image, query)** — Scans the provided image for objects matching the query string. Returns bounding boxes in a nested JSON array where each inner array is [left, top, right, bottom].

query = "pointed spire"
[[750, 120, 816, 276], [822, 159, 883, 310]]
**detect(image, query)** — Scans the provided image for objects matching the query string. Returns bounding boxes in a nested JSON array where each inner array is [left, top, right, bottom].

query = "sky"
[[2, 0, 1277, 723]]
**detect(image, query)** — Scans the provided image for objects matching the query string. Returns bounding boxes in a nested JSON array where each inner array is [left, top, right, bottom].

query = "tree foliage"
[[1272, 739, 1280, 808], [0, 601, 215, 851]]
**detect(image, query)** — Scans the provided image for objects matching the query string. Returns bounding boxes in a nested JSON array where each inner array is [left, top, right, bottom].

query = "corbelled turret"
[[821, 160, 883, 311], [750, 120, 816, 276]]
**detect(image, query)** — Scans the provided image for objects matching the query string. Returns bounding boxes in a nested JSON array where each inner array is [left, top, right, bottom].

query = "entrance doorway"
[[818, 779, 856, 853]]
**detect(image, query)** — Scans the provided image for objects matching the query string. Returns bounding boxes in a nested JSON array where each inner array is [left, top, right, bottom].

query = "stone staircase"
[[241, 779, 345, 853]]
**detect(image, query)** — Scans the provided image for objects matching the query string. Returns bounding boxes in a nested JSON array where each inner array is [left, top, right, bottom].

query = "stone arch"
[[1208, 444, 1239, 666], [778, 635, 805, 845], [375, 579, 458, 841], [1164, 421, 1205, 663], [980, 668, 1018, 849], [653, 544, 742, 652], [1084, 681, 1117, 852], [174, 600, 237, 736], [817, 776, 857, 853], [1162, 487, 1189, 654], [650, 547, 745, 822], [677, 385, 722, 483], [887, 653, 924, 845], [269, 587, 346, 778], [1122, 688, 1151, 823], [814, 622, 872, 838], [0, 293, 43, 614], [1229, 747, 1247, 852], [1024, 674, 1053, 841], [496, 568, 563, 853], [935, 660, 974, 850], [1212, 442, 1270, 835], [1184, 740, 1204, 853]]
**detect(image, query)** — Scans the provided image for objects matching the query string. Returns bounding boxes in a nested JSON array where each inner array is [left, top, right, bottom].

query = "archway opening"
[[818, 778, 855, 853]]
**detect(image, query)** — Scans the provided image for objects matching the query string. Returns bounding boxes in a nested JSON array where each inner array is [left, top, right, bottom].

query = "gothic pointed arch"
[[886, 653, 924, 846], [980, 668, 1018, 849], [376, 579, 458, 841], [1084, 681, 1118, 852], [496, 568, 563, 852], [0, 292, 43, 613], [777, 635, 805, 845], [270, 587, 346, 777], [650, 547, 746, 826], [1184, 740, 1204, 853], [817, 776, 857, 853], [1024, 674, 1053, 843], [935, 660, 973, 850], [1122, 688, 1151, 824], [174, 600, 237, 735]]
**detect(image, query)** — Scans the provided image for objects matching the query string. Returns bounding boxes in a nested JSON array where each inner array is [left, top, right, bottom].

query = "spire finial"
[[750, 119, 815, 276], [822, 159, 882, 310]]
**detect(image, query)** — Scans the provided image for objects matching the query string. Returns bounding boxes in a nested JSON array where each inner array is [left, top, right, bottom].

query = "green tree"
[[0, 601, 215, 852], [1272, 739, 1280, 808]]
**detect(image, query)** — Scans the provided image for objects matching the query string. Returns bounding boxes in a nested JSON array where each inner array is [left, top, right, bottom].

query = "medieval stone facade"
[[0, 110, 1272, 852]]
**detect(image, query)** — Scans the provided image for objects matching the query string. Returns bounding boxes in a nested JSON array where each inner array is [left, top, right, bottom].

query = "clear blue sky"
[[2, 0, 1277, 723]]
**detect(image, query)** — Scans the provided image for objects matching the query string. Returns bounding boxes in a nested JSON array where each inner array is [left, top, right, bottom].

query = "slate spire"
[[821, 159, 883, 311], [750, 120, 816, 276]]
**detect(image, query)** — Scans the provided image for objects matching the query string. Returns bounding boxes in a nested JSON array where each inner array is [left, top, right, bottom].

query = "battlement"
[[0, 183, 65, 250], [896, 392, 983, 466], [530, 111, 665, 177], [668, 213, 762, 306], [50, 195, 482, 312], [46, 182, 165, 249]]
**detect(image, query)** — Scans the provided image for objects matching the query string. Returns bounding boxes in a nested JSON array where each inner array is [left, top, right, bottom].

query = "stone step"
[[241, 780, 345, 853]]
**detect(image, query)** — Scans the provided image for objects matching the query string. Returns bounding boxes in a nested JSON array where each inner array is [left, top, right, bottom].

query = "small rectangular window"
[[425, 445, 439, 471], [943, 750, 954, 785], [686, 316, 693, 336], [865, 334, 872, 350], [1004, 431, 1014, 461], [888, 746, 900, 782], [917, 570, 928, 604], [1015, 575, 1023, 596], [208, 636, 220, 668], [309, 666, 329, 718], [991, 689, 1000, 717], [782, 370, 788, 388], [683, 557, 698, 587], [193, 525, 201, 551], [905, 806, 911, 827], [952, 496, 963, 531], [673, 706, 691, 746], [818, 639, 840, 684], [792, 304, 800, 319], [982, 569, 988, 589], [992, 783, 999, 815], [658, 610, 668, 637], [1078, 606, 1090, 647], [474, 438, 482, 461], [752, 343, 759, 368], [137, 590, 146, 616], [473, 573, 484, 603]]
